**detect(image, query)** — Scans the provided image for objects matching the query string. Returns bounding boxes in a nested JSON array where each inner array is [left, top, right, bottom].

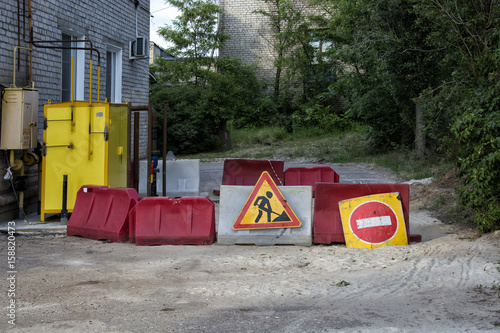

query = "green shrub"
[[292, 103, 351, 133], [231, 127, 289, 146], [150, 85, 219, 155], [452, 99, 500, 232]]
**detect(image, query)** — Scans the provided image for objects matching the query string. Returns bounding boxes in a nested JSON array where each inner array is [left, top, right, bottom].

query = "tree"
[[200, 58, 270, 150], [418, 0, 500, 231], [313, 0, 448, 152], [155, 0, 233, 149], [254, 1, 309, 108], [152, 1, 269, 152], [315, 0, 500, 230], [156, 0, 226, 85]]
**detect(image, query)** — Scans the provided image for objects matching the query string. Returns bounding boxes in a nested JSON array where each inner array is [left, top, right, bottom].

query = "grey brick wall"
[[0, 0, 150, 221], [219, 0, 324, 86], [219, 0, 275, 85]]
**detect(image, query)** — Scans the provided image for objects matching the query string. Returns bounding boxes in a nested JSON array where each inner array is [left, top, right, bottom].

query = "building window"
[[304, 38, 335, 96], [106, 46, 122, 103], [310, 39, 333, 64], [61, 33, 84, 102]]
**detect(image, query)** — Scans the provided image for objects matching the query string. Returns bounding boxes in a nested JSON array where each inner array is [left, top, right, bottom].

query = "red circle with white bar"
[[348, 200, 399, 244]]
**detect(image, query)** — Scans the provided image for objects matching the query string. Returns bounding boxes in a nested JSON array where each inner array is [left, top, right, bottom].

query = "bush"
[[150, 57, 273, 154], [150, 85, 219, 155], [452, 91, 500, 232], [292, 103, 354, 134]]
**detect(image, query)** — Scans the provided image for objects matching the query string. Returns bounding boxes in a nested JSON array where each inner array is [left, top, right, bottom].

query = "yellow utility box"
[[41, 101, 128, 221]]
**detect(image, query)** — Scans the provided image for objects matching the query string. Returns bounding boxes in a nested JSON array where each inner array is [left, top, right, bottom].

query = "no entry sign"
[[339, 192, 408, 249]]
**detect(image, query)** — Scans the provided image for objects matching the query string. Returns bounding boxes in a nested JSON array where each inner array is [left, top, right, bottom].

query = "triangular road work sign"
[[233, 171, 301, 230]]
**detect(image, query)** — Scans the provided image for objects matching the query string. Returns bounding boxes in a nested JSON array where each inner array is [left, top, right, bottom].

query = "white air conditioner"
[[129, 37, 148, 59]]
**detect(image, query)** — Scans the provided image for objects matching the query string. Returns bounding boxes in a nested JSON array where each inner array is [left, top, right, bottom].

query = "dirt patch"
[[409, 168, 477, 229], [1, 163, 499, 332]]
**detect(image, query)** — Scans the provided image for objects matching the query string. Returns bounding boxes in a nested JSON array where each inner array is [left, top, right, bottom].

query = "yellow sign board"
[[233, 172, 301, 230], [339, 192, 408, 249]]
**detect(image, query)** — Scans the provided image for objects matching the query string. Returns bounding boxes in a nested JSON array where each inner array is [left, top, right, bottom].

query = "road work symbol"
[[253, 191, 291, 223], [233, 172, 301, 230], [338, 192, 408, 249]]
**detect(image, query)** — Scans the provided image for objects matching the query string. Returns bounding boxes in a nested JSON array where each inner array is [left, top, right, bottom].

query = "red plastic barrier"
[[130, 197, 216, 246], [284, 166, 339, 196], [222, 159, 284, 186], [67, 186, 140, 242], [313, 183, 410, 244]]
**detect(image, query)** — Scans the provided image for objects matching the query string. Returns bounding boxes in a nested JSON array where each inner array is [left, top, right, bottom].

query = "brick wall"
[[219, 0, 275, 85], [0, 0, 150, 221], [219, 0, 325, 86]]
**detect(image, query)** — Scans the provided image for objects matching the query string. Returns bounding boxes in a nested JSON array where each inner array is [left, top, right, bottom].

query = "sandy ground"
[[1, 162, 500, 332]]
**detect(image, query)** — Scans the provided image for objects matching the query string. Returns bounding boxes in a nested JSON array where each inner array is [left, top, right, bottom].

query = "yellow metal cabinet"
[[41, 101, 128, 221]]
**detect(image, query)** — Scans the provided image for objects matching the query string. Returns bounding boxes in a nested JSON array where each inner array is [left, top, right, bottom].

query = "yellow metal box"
[[41, 101, 128, 221], [0, 88, 38, 150]]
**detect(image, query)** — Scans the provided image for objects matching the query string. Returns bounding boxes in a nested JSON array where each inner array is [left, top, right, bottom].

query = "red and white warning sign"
[[233, 171, 301, 230], [338, 192, 408, 249]]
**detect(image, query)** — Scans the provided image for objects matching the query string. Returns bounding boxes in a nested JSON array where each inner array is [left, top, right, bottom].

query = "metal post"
[[147, 103, 152, 197], [61, 174, 68, 224], [133, 112, 140, 192], [162, 104, 167, 197], [127, 102, 132, 188]]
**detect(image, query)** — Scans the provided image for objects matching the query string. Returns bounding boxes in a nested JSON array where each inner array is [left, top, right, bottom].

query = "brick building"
[[0, 0, 151, 221], [219, 0, 324, 87], [219, 0, 343, 113]]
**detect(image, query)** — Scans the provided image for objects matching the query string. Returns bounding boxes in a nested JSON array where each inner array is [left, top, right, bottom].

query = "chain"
[[268, 159, 283, 185]]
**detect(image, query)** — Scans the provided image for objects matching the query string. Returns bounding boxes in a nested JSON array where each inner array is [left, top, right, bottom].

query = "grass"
[[181, 125, 454, 182]]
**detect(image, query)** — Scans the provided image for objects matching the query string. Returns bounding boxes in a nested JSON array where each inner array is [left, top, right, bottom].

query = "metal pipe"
[[61, 174, 68, 224], [29, 39, 101, 67], [22, 0, 26, 43], [26, 0, 102, 99], [12, 46, 32, 87], [9, 150, 25, 219], [28, 39, 101, 102], [147, 103, 152, 197], [127, 102, 132, 188], [19, 165, 25, 220], [28, 0, 32, 83], [17, 0, 20, 70], [88, 106, 93, 159], [97, 66, 100, 102], [162, 104, 167, 197], [89, 58, 92, 103], [133, 112, 140, 191], [71, 57, 74, 103]]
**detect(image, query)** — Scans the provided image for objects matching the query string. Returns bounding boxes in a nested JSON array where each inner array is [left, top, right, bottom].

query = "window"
[[61, 33, 84, 101], [105, 46, 122, 103], [304, 38, 335, 96], [311, 39, 333, 64]]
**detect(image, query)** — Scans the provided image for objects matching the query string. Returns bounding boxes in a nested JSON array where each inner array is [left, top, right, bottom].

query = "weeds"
[[474, 283, 500, 298], [185, 126, 453, 183], [183, 126, 454, 182]]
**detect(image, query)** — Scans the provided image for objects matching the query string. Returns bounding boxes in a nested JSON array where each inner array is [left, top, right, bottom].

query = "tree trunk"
[[415, 99, 426, 155], [218, 120, 232, 151]]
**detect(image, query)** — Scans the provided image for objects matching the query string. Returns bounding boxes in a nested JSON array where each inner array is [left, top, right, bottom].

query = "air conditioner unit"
[[129, 37, 148, 59]]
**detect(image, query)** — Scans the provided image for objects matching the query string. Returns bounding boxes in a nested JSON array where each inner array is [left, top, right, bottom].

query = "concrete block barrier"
[[138, 159, 200, 196], [67, 186, 140, 242], [218, 185, 313, 246]]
